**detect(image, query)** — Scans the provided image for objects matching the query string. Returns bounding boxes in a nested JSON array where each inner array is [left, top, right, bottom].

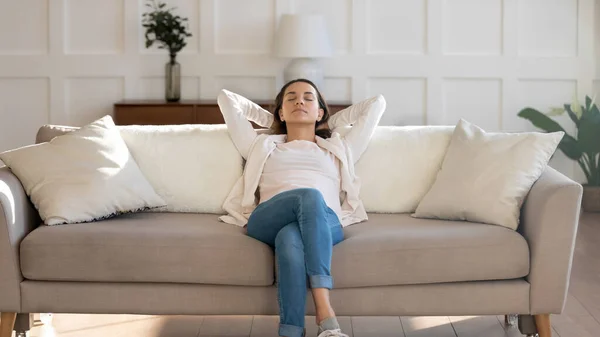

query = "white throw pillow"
[[354, 125, 455, 213], [412, 119, 564, 230], [118, 124, 243, 214], [0, 115, 166, 225]]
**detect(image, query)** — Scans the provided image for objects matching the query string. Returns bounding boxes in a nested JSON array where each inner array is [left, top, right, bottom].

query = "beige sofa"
[[0, 124, 583, 337]]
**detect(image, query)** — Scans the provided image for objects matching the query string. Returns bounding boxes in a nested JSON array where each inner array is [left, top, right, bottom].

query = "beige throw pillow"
[[0, 115, 166, 225], [118, 124, 243, 214], [352, 125, 455, 213], [412, 119, 564, 230]]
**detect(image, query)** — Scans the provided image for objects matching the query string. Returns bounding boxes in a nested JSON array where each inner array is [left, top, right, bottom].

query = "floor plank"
[[32, 314, 203, 337], [552, 313, 600, 337], [400, 317, 457, 337], [449, 316, 505, 337], [553, 326, 561, 337], [351, 316, 404, 337]]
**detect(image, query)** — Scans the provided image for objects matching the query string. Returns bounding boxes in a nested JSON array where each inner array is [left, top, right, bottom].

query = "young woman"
[[218, 78, 386, 337]]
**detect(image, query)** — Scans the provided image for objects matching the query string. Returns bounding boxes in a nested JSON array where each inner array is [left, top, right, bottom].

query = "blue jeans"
[[246, 188, 344, 337]]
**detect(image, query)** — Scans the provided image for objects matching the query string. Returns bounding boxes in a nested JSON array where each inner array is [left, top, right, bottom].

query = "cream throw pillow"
[[353, 125, 455, 213], [118, 124, 243, 214], [0, 115, 166, 225], [412, 119, 564, 230]]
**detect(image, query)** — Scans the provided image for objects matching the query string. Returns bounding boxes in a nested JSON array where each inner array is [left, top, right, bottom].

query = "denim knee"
[[275, 224, 304, 252], [295, 188, 325, 203]]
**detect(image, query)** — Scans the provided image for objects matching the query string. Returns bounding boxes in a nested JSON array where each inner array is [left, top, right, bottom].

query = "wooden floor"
[[5, 213, 600, 337]]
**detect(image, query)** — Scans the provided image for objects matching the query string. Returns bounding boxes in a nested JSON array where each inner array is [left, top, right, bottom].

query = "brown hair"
[[270, 78, 332, 139]]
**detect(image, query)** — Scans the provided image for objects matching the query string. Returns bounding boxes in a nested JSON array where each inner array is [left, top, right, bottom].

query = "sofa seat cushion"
[[327, 214, 530, 288], [20, 213, 274, 286]]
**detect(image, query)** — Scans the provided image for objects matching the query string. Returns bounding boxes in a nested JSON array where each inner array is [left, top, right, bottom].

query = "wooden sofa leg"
[[0, 312, 17, 337], [535, 314, 551, 337]]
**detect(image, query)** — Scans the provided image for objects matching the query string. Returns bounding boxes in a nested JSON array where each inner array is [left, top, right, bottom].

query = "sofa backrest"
[[35, 123, 455, 214]]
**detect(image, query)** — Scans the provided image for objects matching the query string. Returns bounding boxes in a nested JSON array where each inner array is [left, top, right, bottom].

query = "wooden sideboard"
[[113, 100, 351, 126]]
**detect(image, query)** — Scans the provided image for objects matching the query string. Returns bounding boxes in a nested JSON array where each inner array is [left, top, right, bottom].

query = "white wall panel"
[[65, 0, 124, 54], [214, 76, 276, 101], [65, 78, 124, 126], [0, 78, 49, 152], [215, 0, 275, 54], [367, 78, 427, 126], [518, 0, 578, 56], [442, 79, 502, 131], [366, 0, 426, 54], [443, 0, 502, 55], [323, 77, 352, 102], [0, 0, 48, 55], [594, 80, 600, 100]]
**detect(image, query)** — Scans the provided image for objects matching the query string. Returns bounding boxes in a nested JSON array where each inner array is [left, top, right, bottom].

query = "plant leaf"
[[578, 118, 600, 154], [518, 107, 582, 160], [580, 99, 600, 123], [142, 0, 191, 54], [560, 135, 584, 160], [518, 107, 567, 133], [589, 99, 600, 120], [571, 92, 583, 118], [564, 104, 580, 126]]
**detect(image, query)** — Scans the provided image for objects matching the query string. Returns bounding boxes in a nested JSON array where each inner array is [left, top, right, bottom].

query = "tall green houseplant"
[[518, 95, 600, 211], [142, 0, 192, 102]]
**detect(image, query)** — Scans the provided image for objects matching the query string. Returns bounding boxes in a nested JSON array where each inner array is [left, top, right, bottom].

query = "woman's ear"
[[318, 108, 324, 121]]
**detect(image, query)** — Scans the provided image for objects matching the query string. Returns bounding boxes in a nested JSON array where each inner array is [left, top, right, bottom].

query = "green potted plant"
[[142, 0, 192, 102], [518, 95, 600, 212]]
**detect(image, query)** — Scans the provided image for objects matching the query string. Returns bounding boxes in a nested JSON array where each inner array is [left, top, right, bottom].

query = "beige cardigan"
[[216, 89, 386, 227]]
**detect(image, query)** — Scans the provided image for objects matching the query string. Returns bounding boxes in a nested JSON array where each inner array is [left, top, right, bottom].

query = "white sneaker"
[[317, 328, 349, 337]]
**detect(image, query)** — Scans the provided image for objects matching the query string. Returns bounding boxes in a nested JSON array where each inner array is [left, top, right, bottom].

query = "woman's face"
[[279, 81, 324, 126]]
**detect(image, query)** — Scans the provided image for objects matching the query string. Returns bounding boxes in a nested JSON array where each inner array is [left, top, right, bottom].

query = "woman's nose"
[[295, 100, 304, 105]]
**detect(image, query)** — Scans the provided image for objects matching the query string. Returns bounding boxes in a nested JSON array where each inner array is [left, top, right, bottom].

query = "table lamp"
[[273, 14, 333, 89]]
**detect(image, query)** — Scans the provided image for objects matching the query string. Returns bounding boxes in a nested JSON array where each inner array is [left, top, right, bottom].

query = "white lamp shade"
[[273, 14, 333, 58]]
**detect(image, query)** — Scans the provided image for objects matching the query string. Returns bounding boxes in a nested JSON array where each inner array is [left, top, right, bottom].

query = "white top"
[[259, 139, 343, 221]]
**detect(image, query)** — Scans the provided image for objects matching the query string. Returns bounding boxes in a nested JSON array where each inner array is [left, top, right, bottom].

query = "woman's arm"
[[327, 95, 386, 164], [217, 89, 275, 160]]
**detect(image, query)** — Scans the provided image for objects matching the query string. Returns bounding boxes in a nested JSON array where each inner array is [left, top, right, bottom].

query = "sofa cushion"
[[22, 212, 530, 288], [327, 214, 530, 288], [20, 213, 274, 286], [118, 124, 243, 214], [350, 125, 455, 213]]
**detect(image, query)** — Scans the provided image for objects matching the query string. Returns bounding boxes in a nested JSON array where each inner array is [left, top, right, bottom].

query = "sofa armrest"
[[520, 166, 583, 314], [0, 166, 39, 312]]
